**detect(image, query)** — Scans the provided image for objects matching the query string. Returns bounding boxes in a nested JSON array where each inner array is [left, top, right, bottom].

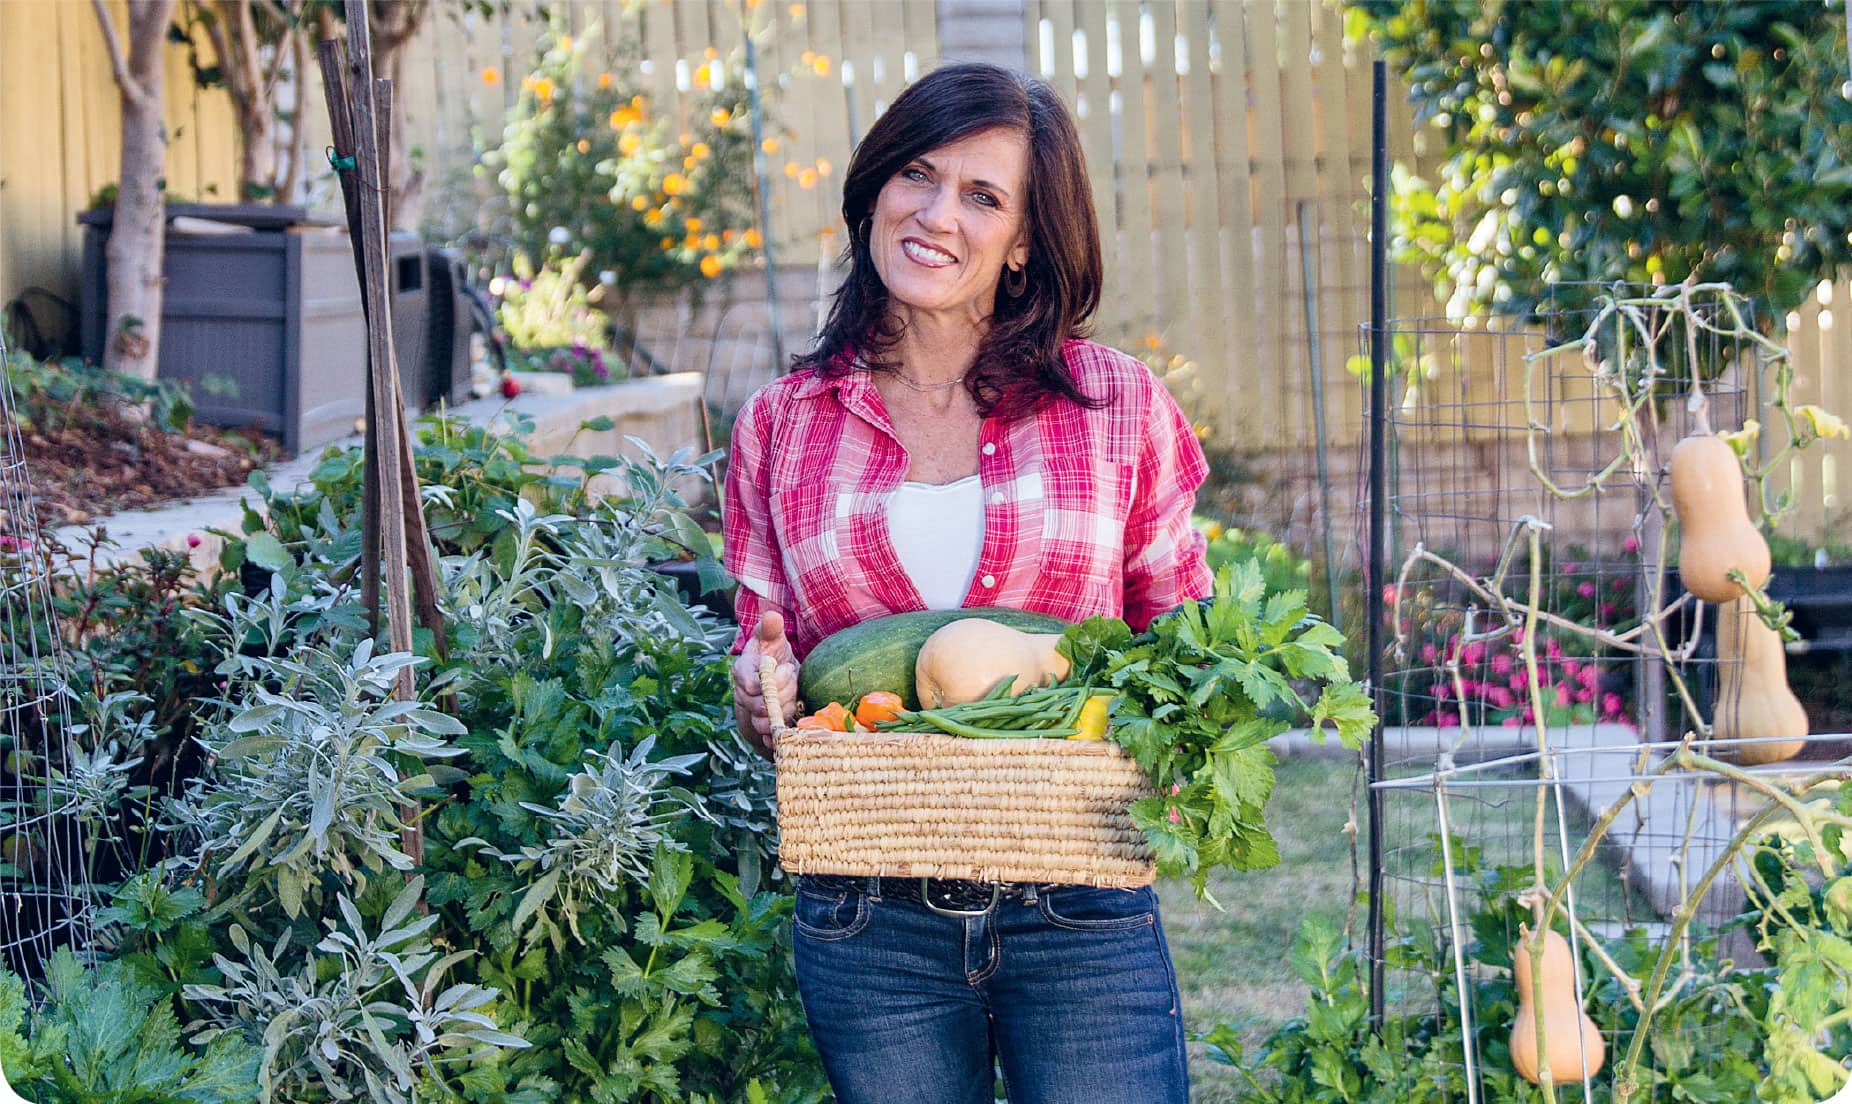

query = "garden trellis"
[[1360, 285, 1852, 1100], [0, 327, 94, 979]]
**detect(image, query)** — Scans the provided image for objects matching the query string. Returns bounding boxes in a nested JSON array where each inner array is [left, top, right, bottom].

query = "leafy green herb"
[[1062, 560, 1376, 899]]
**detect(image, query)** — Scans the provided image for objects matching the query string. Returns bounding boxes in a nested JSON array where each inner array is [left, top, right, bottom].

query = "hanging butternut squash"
[[1670, 433, 1770, 602], [1714, 596, 1808, 765], [1509, 924, 1606, 1086]]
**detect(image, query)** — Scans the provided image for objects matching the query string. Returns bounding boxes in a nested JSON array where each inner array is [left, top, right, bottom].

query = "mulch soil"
[[7, 401, 279, 533]]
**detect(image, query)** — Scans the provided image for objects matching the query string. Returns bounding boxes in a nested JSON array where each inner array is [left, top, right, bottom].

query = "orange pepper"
[[797, 702, 854, 732], [855, 691, 905, 728]]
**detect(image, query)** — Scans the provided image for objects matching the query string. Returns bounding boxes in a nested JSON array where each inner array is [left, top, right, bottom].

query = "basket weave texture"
[[773, 728, 1158, 888]]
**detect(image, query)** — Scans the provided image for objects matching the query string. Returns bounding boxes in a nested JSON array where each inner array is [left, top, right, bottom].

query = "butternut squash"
[[1670, 433, 1770, 602], [914, 619, 1070, 708], [1510, 924, 1605, 1086], [1714, 596, 1807, 765]]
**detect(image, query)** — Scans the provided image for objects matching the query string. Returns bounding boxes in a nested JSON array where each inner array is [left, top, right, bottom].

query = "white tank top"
[[887, 476, 985, 610]]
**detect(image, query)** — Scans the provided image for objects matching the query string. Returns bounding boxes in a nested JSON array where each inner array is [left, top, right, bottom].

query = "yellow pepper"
[[1070, 693, 1113, 740]]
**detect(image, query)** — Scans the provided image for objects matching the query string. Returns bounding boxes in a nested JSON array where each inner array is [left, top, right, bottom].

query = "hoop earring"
[[1003, 264, 1028, 298]]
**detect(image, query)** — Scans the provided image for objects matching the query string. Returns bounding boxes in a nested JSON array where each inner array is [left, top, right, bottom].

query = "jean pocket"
[[794, 885, 871, 941], [1037, 885, 1156, 931]]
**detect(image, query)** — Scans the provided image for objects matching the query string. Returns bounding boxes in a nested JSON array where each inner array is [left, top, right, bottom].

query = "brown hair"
[[794, 61, 1105, 418]]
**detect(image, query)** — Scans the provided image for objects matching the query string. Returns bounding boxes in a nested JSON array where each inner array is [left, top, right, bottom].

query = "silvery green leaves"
[[461, 735, 713, 948], [170, 639, 467, 920], [184, 877, 525, 1104]]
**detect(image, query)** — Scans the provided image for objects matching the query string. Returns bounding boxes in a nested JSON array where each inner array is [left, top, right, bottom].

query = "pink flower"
[[1502, 715, 1523, 727], [1600, 603, 1617, 622], [1421, 642, 1438, 663], [1563, 561, 1581, 575], [1578, 665, 1600, 690], [1491, 654, 1513, 676], [1554, 683, 1572, 707], [1509, 674, 1526, 691], [1431, 682, 1452, 700], [1458, 679, 1481, 697], [1562, 658, 1581, 681], [1546, 638, 1564, 659], [1168, 806, 1180, 824], [187, 533, 203, 548], [1623, 534, 1641, 554], [1575, 687, 1594, 704], [1612, 577, 1630, 592], [1577, 581, 1597, 599], [0, 535, 27, 553], [1461, 641, 1486, 666], [1435, 711, 1461, 728], [1488, 686, 1515, 708], [1601, 692, 1624, 717], [1382, 585, 1398, 604]]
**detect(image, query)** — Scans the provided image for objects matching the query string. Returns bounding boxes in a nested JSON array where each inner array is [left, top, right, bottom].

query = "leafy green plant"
[[495, 250, 619, 383], [0, 949, 258, 1103], [1061, 561, 1377, 898], [184, 877, 523, 1104], [1350, 0, 1852, 327]]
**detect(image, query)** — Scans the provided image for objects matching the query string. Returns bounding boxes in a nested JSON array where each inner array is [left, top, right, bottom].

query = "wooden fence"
[[0, 0, 1845, 546]]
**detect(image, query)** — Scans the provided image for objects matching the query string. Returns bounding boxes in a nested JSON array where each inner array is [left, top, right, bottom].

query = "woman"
[[724, 62, 1208, 1104]]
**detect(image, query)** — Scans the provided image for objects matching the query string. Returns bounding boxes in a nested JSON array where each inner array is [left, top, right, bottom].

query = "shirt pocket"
[[769, 481, 850, 611], [1034, 455, 1134, 585]]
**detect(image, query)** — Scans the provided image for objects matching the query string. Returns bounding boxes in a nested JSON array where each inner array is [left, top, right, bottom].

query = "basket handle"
[[758, 653, 786, 730]]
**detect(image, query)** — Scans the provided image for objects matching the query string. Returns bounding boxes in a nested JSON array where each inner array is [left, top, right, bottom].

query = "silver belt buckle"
[[919, 877, 1000, 917]]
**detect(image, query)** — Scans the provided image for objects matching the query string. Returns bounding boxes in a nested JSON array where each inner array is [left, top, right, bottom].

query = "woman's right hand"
[[732, 611, 799, 756]]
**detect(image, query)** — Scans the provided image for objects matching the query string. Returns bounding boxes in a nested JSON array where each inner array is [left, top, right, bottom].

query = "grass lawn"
[[1158, 754, 1370, 1103]]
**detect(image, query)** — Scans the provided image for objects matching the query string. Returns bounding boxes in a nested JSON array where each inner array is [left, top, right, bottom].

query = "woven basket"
[[772, 726, 1158, 887]]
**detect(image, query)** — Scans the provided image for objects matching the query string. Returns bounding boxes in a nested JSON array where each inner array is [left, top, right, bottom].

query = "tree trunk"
[[94, 0, 179, 384]]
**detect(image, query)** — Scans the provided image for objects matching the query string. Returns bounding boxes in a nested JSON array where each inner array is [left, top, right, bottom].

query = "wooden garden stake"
[[318, 4, 445, 864]]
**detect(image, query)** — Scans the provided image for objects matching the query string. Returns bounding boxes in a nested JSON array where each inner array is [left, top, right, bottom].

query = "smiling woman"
[[722, 61, 1208, 1104]]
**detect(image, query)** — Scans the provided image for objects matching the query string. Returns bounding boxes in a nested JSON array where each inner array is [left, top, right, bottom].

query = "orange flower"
[[678, 131, 693, 148], [784, 161, 800, 178], [722, 228, 736, 242], [480, 66, 501, 86], [700, 255, 723, 279], [711, 107, 733, 127], [694, 63, 713, 86], [789, 3, 805, 19], [798, 167, 819, 189], [761, 136, 780, 154], [691, 141, 711, 159], [618, 133, 642, 155], [704, 47, 719, 61], [814, 156, 832, 177], [663, 172, 687, 196], [576, 139, 590, 153], [532, 76, 556, 102], [644, 208, 664, 226], [685, 217, 704, 233], [630, 195, 650, 211], [558, 34, 573, 51], [800, 50, 815, 65], [702, 233, 720, 250], [812, 55, 831, 77], [597, 72, 614, 90], [660, 236, 674, 249], [743, 227, 763, 248], [683, 155, 698, 170]]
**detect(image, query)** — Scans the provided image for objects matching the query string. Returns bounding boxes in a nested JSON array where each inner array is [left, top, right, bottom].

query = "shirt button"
[[981, 442, 997, 456], [981, 574, 997, 588], [990, 491, 1005, 506]]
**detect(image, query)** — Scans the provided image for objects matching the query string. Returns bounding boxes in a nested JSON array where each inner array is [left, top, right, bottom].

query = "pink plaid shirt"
[[723, 339, 1211, 659]]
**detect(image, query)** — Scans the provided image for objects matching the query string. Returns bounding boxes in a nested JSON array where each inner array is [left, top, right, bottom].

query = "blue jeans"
[[791, 876, 1190, 1104]]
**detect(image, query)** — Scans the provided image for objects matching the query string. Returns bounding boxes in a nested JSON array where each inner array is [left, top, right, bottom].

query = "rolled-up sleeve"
[[723, 390, 799, 655], [1122, 383, 1211, 630]]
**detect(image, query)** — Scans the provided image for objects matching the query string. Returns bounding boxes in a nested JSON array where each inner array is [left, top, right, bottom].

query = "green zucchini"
[[798, 608, 1071, 712]]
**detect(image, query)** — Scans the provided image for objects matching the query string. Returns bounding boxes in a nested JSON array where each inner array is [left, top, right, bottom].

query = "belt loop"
[[1022, 883, 1040, 905], [864, 874, 883, 901]]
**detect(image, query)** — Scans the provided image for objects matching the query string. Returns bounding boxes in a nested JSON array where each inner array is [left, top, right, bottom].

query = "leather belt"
[[802, 874, 1047, 917]]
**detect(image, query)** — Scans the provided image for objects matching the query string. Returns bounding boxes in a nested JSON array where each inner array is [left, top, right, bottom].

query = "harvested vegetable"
[[914, 619, 1070, 707], [796, 702, 855, 732], [1071, 693, 1113, 741], [1060, 560, 1375, 899], [799, 608, 1070, 710], [876, 683, 1096, 739], [853, 691, 905, 728]]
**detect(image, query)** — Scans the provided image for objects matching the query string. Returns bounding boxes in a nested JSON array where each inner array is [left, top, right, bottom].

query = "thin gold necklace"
[[889, 369, 967, 393]]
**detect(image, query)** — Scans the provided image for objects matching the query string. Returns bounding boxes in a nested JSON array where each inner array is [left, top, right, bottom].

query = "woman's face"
[[868, 126, 1031, 324]]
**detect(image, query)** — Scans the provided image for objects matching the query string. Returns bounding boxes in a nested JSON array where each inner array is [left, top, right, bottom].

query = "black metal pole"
[[1366, 57, 1390, 1032]]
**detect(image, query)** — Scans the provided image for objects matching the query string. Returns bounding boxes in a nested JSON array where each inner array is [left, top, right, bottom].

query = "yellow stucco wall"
[[0, 0, 237, 318]]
